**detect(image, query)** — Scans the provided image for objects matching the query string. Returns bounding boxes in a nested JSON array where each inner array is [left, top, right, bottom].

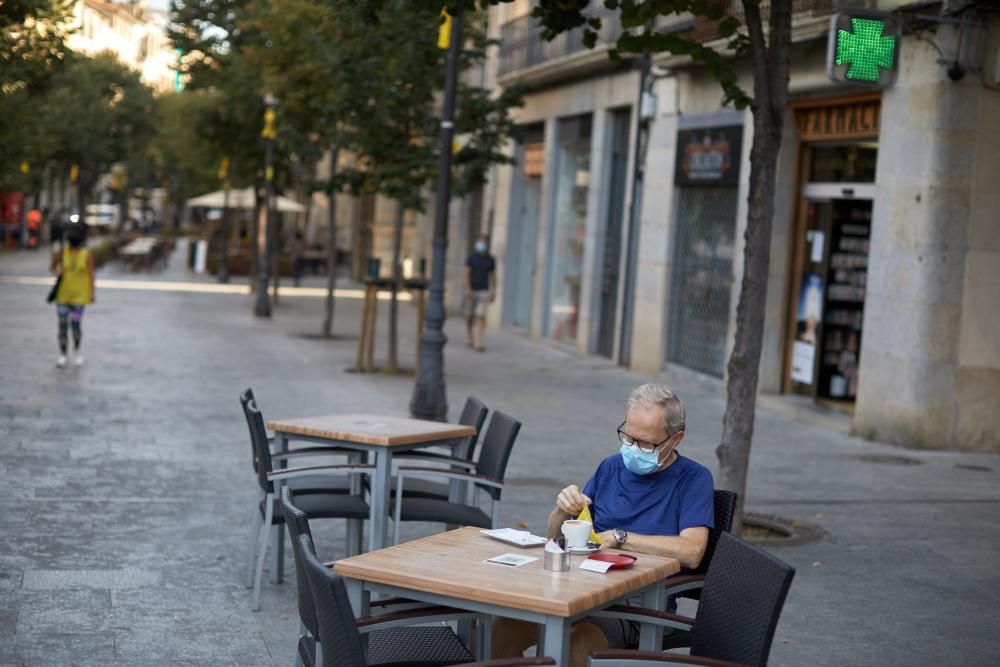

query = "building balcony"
[[496, 0, 856, 85]]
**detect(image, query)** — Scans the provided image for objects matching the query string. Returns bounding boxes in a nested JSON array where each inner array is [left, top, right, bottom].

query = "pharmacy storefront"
[[784, 95, 880, 411]]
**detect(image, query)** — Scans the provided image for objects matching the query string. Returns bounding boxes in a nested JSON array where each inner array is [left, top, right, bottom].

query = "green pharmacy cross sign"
[[827, 11, 901, 87]]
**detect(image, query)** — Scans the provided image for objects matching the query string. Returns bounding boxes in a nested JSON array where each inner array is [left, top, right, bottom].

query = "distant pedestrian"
[[464, 233, 496, 352], [26, 209, 42, 249], [48, 224, 94, 368], [288, 231, 305, 287]]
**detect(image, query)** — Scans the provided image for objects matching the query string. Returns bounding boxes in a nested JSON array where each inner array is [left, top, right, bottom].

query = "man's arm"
[[596, 526, 709, 570], [546, 484, 590, 539], [463, 265, 472, 295]]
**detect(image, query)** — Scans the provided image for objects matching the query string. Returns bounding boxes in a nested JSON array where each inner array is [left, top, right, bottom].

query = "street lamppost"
[[410, 9, 462, 421], [255, 93, 278, 318]]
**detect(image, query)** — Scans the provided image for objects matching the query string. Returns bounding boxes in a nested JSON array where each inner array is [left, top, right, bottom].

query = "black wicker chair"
[[246, 398, 373, 611], [391, 411, 521, 545], [663, 490, 739, 602], [281, 485, 463, 666], [240, 387, 358, 483], [587, 532, 795, 667], [376, 397, 490, 502], [301, 529, 554, 667]]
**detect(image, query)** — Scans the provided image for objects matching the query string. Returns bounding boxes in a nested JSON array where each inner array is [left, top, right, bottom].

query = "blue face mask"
[[474, 241, 487, 253], [620, 441, 662, 475]]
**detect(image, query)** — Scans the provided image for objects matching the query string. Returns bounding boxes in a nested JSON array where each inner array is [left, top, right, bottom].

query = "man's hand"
[[555, 484, 590, 516]]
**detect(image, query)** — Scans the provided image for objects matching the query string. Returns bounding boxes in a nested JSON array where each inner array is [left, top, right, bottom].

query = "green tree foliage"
[[0, 0, 72, 191], [147, 91, 224, 208], [169, 0, 269, 187], [40, 52, 156, 209]]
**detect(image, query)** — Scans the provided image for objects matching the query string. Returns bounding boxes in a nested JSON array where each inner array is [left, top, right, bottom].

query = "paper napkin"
[[576, 505, 602, 544]]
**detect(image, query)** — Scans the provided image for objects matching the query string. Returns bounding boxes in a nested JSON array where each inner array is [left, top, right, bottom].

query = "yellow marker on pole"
[[261, 108, 277, 140], [70, 165, 79, 182], [19, 161, 30, 174], [218, 156, 230, 180], [438, 9, 452, 50]]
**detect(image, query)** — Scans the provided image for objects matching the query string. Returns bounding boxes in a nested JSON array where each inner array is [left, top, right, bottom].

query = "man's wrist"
[[613, 528, 628, 548]]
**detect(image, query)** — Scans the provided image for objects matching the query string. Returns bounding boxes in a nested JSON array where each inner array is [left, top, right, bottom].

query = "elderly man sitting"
[[492, 383, 715, 667]]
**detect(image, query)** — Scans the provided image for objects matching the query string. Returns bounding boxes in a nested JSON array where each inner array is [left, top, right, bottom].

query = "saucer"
[[567, 542, 602, 554]]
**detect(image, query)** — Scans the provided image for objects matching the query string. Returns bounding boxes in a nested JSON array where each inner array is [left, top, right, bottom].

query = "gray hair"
[[627, 383, 686, 437]]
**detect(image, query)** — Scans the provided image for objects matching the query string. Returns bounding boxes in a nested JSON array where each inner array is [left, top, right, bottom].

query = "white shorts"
[[467, 290, 490, 318]]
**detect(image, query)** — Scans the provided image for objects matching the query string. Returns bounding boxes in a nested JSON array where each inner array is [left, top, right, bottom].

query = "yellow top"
[[57, 248, 92, 305]]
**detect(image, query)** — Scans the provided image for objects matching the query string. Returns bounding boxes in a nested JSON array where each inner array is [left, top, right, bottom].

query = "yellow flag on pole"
[[438, 9, 452, 50]]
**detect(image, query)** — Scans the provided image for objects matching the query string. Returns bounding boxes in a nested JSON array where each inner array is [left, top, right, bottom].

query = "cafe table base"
[[342, 579, 665, 663], [268, 414, 476, 556]]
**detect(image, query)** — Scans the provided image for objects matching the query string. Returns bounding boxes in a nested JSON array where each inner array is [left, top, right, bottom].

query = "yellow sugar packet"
[[576, 505, 601, 544]]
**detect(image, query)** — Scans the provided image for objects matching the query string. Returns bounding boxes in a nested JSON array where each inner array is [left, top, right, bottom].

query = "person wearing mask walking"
[[464, 234, 496, 352], [48, 224, 94, 368]]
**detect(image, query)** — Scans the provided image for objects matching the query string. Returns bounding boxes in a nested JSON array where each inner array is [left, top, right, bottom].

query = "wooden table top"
[[267, 413, 475, 447], [333, 527, 680, 617]]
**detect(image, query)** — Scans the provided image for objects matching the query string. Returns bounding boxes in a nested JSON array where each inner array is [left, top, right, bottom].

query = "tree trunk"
[[218, 179, 232, 283], [249, 198, 260, 292], [273, 212, 281, 306], [717, 0, 792, 531], [322, 145, 340, 338], [388, 200, 405, 372]]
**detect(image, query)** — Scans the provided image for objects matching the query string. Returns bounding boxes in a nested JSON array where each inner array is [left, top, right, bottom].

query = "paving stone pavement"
[[2, 244, 999, 666]]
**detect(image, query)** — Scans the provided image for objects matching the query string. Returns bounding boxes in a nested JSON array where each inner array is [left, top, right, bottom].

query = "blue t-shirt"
[[466, 252, 495, 291], [582, 453, 714, 536]]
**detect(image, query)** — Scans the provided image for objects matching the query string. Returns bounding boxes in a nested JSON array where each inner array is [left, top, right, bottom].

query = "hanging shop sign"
[[793, 96, 881, 142], [674, 124, 743, 186], [523, 142, 545, 177]]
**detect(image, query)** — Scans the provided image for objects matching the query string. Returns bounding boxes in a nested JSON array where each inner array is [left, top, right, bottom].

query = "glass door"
[[789, 189, 873, 405]]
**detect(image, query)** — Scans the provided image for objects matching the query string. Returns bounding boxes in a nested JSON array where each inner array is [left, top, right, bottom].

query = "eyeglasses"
[[617, 421, 672, 454]]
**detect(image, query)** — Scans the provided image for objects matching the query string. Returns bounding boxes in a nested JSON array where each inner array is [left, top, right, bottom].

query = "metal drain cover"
[[857, 454, 924, 466], [742, 513, 827, 547], [955, 463, 994, 472]]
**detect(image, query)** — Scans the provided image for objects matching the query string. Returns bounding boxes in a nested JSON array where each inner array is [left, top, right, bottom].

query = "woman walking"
[[49, 225, 94, 368]]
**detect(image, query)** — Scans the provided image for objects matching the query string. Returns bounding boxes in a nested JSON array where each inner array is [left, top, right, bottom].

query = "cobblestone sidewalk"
[[1, 246, 998, 665]]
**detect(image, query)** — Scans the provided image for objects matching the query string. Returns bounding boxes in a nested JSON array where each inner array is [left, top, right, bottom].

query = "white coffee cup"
[[561, 519, 592, 548]]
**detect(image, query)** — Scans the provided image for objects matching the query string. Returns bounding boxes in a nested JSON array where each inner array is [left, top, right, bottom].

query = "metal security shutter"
[[666, 186, 738, 377]]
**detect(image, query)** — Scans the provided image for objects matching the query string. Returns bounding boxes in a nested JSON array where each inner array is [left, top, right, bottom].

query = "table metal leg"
[[457, 618, 473, 652], [638, 583, 665, 651], [272, 433, 288, 584], [369, 450, 392, 552], [475, 616, 492, 661], [345, 579, 371, 661], [347, 452, 363, 557], [539, 616, 569, 665]]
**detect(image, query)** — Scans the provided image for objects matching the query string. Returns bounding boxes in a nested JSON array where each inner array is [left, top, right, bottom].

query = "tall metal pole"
[[218, 156, 231, 283], [410, 10, 462, 421], [255, 96, 278, 318]]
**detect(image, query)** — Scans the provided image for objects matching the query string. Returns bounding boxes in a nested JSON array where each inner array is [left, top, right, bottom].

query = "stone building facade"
[[480, 0, 1000, 452]]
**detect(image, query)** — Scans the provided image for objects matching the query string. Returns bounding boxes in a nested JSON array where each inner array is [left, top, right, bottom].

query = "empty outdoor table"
[[334, 526, 681, 664], [267, 414, 475, 552]]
